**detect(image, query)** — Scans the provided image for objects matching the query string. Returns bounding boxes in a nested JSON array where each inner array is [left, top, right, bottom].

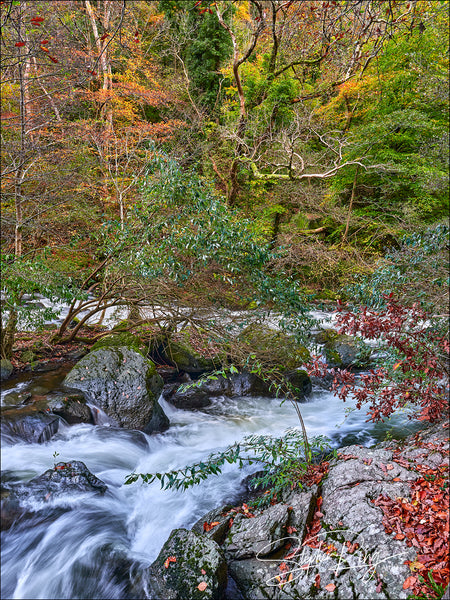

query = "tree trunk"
[[342, 166, 359, 243], [85, 0, 113, 132], [15, 2, 31, 257]]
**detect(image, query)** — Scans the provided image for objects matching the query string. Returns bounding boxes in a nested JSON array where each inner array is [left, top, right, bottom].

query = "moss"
[[238, 324, 311, 370], [91, 332, 144, 356]]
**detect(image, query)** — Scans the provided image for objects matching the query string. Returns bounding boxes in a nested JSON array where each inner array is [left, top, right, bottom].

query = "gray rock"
[[46, 391, 94, 425], [224, 503, 290, 560], [322, 331, 371, 369], [1, 405, 60, 444], [166, 371, 312, 407], [0, 359, 13, 381], [192, 505, 234, 545], [63, 347, 168, 432], [165, 381, 212, 409], [133, 528, 227, 600]]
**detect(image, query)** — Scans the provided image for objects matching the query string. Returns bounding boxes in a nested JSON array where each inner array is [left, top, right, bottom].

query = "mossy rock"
[[111, 319, 132, 332], [135, 528, 227, 600], [63, 347, 167, 432], [238, 324, 311, 370], [91, 332, 144, 356], [0, 359, 13, 381], [314, 328, 340, 345], [159, 329, 224, 374], [322, 332, 371, 368], [20, 350, 36, 364]]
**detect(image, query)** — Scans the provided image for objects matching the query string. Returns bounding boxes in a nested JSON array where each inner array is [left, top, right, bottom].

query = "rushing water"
[[0, 366, 422, 600]]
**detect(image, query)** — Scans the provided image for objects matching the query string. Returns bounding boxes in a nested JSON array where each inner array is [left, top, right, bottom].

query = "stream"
[[0, 362, 421, 600]]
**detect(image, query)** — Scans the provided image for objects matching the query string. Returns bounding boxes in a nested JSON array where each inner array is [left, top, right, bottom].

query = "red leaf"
[[15, 42, 26, 47], [314, 574, 321, 588], [286, 526, 297, 534], [49, 56, 58, 63], [197, 581, 207, 591], [41, 39, 49, 44]]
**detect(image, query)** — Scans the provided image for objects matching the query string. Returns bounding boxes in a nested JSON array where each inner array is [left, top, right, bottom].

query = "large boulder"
[[132, 528, 227, 600], [188, 424, 450, 600], [63, 346, 168, 433], [45, 391, 94, 425]]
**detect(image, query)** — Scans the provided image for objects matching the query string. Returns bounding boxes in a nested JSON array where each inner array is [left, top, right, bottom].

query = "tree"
[[208, 0, 423, 205]]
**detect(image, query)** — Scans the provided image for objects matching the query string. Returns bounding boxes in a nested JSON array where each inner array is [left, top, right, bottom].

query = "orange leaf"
[[279, 562, 289, 572], [403, 576, 417, 590], [324, 583, 336, 591], [164, 556, 176, 568], [197, 581, 207, 591], [40, 46, 49, 52]]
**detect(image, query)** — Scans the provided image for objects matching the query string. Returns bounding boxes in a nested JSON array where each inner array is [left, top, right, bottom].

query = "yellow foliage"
[[235, 1, 251, 22]]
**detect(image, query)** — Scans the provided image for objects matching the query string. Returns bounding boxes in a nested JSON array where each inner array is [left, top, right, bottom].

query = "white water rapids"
[[1, 374, 420, 600]]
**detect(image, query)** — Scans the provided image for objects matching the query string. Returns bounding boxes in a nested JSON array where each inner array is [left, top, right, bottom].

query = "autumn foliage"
[[374, 434, 449, 599], [309, 295, 449, 423]]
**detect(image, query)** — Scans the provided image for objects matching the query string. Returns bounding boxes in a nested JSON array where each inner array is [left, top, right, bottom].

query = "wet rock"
[[1, 461, 107, 530], [166, 370, 312, 407], [192, 505, 234, 545], [1, 391, 32, 406], [26, 461, 108, 496], [0, 359, 13, 381], [63, 347, 168, 433], [165, 382, 211, 409], [45, 391, 94, 425], [65, 348, 89, 361], [133, 528, 227, 600], [318, 329, 371, 368], [283, 370, 312, 399], [1, 404, 60, 444], [223, 503, 290, 560]]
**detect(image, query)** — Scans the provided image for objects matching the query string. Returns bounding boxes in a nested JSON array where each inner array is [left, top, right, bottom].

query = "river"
[[0, 361, 421, 600]]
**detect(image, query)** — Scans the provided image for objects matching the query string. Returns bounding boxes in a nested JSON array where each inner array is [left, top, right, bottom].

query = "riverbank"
[[137, 418, 449, 600]]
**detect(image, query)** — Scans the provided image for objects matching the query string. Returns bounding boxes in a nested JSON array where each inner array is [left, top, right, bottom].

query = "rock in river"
[[63, 346, 168, 433]]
